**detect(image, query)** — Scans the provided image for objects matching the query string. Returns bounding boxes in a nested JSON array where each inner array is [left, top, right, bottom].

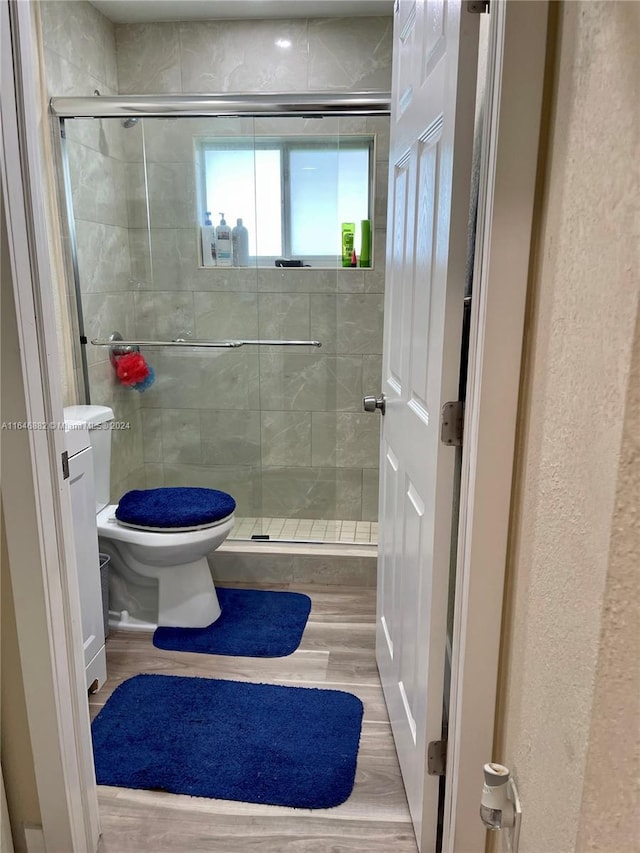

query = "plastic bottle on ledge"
[[215, 212, 232, 267], [359, 219, 371, 268], [201, 211, 216, 267], [232, 218, 249, 267], [341, 222, 355, 268]]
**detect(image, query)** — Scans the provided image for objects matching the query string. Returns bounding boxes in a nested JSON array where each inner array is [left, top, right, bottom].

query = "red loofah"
[[116, 352, 150, 386]]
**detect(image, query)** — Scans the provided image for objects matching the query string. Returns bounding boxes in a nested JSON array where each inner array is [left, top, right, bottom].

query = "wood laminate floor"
[[91, 583, 418, 853]]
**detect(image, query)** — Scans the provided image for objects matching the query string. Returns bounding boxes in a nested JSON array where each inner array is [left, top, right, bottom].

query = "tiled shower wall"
[[115, 17, 392, 521], [40, 0, 145, 500], [41, 4, 391, 520], [130, 115, 387, 520]]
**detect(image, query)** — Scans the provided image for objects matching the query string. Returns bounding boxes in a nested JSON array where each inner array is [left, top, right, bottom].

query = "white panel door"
[[375, 1, 479, 849]]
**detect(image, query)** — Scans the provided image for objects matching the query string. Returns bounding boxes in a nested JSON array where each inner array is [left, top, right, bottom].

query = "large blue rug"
[[153, 587, 312, 657], [92, 673, 364, 808]]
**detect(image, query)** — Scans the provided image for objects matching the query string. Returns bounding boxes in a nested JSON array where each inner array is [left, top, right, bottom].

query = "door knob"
[[363, 393, 386, 415]]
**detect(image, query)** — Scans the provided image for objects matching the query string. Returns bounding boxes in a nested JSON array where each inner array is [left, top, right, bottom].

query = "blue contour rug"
[[92, 673, 364, 809], [153, 587, 312, 658]]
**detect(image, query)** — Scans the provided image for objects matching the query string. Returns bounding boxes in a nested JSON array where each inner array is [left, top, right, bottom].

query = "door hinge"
[[467, 0, 489, 12], [61, 450, 69, 480], [440, 401, 464, 447], [427, 739, 447, 776]]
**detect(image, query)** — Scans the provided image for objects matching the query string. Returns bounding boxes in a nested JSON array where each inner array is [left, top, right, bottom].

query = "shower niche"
[[59, 111, 388, 544]]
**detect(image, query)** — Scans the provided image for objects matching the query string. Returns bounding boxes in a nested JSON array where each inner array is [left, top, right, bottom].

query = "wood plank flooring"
[[92, 583, 418, 853]]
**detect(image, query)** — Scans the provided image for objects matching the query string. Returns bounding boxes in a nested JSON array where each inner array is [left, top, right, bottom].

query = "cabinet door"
[[68, 446, 104, 683]]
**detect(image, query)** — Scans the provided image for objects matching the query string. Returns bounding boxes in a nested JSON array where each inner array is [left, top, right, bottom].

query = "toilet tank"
[[63, 405, 114, 513]]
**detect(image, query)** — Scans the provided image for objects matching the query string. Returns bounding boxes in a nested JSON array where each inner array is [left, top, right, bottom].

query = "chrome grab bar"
[[227, 340, 322, 347], [91, 338, 244, 348], [91, 337, 322, 349]]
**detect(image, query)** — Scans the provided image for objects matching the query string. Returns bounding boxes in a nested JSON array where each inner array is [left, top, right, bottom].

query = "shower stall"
[[52, 94, 390, 546]]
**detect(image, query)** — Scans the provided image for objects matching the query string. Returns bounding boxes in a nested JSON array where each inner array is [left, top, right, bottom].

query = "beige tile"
[[140, 409, 163, 462], [194, 292, 259, 340], [134, 291, 195, 341], [201, 410, 261, 467], [261, 411, 311, 468], [311, 293, 384, 356], [179, 20, 309, 94], [115, 23, 182, 95], [257, 293, 311, 341], [146, 162, 197, 229], [362, 468, 379, 522], [158, 408, 201, 465], [68, 143, 128, 227], [261, 467, 362, 520], [312, 412, 380, 469], [259, 352, 363, 413], [41, 0, 116, 91], [308, 17, 393, 92], [76, 222, 132, 294]]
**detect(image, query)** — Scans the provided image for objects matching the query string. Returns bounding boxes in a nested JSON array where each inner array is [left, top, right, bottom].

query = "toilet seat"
[[115, 487, 236, 531], [116, 516, 232, 534]]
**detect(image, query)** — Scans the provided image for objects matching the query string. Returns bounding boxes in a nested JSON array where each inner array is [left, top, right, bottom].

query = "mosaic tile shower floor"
[[228, 517, 378, 545]]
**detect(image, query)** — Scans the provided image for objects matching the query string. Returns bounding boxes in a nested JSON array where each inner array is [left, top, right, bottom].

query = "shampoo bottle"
[[215, 212, 232, 267], [232, 218, 249, 267], [341, 222, 355, 268], [201, 211, 216, 267], [359, 219, 371, 267]]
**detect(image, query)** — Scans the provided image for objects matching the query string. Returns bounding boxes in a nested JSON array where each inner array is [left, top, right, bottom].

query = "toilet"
[[65, 405, 235, 631]]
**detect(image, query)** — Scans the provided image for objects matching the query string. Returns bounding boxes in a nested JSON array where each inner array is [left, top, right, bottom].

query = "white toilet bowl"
[[97, 504, 234, 629]]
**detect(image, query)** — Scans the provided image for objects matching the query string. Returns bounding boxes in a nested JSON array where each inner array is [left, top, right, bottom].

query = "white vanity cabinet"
[[64, 417, 106, 692]]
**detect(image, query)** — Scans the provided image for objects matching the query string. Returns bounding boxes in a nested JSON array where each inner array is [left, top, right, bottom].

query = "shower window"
[[197, 136, 374, 266]]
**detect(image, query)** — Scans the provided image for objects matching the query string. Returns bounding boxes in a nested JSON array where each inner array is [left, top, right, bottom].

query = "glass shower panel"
[[135, 117, 262, 528], [65, 112, 385, 544], [63, 117, 148, 503]]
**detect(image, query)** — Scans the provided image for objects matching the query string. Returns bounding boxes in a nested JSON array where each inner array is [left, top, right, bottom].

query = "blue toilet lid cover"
[[115, 487, 236, 529]]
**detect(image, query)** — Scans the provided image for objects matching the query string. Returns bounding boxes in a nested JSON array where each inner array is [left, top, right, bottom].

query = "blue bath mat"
[[153, 587, 312, 657], [92, 673, 363, 808]]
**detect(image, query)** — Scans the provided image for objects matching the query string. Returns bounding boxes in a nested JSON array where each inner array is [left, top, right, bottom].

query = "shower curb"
[[209, 541, 377, 588]]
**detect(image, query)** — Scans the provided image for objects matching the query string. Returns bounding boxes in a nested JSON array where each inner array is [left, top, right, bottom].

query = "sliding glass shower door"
[[61, 113, 387, 543]]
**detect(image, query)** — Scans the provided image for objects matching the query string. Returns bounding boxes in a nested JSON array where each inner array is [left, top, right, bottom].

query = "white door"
[[374, 1, 479, 849]]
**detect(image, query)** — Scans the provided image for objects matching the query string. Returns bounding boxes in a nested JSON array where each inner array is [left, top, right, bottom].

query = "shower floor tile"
[[229, 517, 378, 545]]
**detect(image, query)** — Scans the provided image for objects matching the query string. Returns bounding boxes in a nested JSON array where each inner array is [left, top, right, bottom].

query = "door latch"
[[61, 450, 69, 480]]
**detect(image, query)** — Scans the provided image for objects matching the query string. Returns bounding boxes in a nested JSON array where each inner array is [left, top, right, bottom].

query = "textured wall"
[[577, 306, 640, 851], [40, 0, 145, 499], [111, 17, 392, 521], [497, 3, 639, 851]]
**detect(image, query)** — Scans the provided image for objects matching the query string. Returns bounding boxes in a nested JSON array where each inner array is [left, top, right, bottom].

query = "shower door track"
[[50, 92, 391, 119]]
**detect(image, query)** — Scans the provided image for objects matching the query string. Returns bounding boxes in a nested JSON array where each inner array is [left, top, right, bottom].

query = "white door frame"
[[1, 1, 548, 851], [443, 2, 548, 851], [1, 2, 99, 852]]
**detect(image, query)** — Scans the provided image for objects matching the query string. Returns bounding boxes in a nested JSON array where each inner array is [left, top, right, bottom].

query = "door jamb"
[[443, 2, 549, 851], [1, 2, 100, 851]]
